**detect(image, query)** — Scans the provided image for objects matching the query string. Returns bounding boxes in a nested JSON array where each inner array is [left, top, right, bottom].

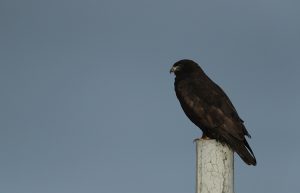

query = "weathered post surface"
[[195, 139, 234, 193]]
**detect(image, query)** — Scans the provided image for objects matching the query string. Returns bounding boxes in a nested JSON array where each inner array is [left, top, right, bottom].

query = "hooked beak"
[[170, 66, 180, 74]]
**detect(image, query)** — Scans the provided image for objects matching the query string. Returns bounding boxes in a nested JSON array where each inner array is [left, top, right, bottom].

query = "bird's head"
[[170, 59, 202, 76]]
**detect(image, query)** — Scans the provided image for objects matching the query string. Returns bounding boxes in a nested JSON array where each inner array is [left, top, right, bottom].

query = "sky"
[[1, 0, 300, 193]]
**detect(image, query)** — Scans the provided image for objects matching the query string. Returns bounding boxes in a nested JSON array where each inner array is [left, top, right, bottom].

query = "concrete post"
[[195, 139, 234, 193]]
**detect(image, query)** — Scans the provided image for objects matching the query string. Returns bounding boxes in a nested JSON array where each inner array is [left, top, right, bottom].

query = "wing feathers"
[[174, 71, 256, 165]]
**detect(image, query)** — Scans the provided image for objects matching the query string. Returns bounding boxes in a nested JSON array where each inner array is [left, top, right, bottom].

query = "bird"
[[170, 59, 256, 165]]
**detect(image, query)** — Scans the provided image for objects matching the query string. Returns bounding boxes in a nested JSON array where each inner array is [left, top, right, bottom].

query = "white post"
[[195, 139, 234, 193]]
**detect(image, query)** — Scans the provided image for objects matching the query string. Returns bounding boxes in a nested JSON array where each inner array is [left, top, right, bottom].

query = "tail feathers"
[[236, 140, 257, 166], [223, 136, 257, 166]]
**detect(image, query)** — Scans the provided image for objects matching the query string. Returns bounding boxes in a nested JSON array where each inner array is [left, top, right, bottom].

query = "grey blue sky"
[[1, 0, 300, 193]]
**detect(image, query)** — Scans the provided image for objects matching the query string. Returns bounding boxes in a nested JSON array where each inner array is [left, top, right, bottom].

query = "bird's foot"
[[201, 135, 210, 140], [193, 134, 210, 143]]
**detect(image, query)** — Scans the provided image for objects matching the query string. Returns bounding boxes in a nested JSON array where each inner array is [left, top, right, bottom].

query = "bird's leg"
[[201, 134, 210, 139], [193, 133, 210, 143]]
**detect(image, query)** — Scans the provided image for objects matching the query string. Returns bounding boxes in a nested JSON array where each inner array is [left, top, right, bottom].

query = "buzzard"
[[170, 59, 256, 165]]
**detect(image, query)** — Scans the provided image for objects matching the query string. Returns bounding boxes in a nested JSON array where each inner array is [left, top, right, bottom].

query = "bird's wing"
[[176, 76, 247, 140], [197, 76, 243, 121], [175, 73, 255, 165]]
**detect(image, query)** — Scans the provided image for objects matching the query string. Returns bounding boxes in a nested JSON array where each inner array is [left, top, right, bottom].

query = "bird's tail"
[[222, 134, 256, 166], [235, 139, 257, 166]]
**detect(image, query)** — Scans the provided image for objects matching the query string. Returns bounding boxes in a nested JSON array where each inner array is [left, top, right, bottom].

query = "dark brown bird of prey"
[[170, 59, 256, 165]]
